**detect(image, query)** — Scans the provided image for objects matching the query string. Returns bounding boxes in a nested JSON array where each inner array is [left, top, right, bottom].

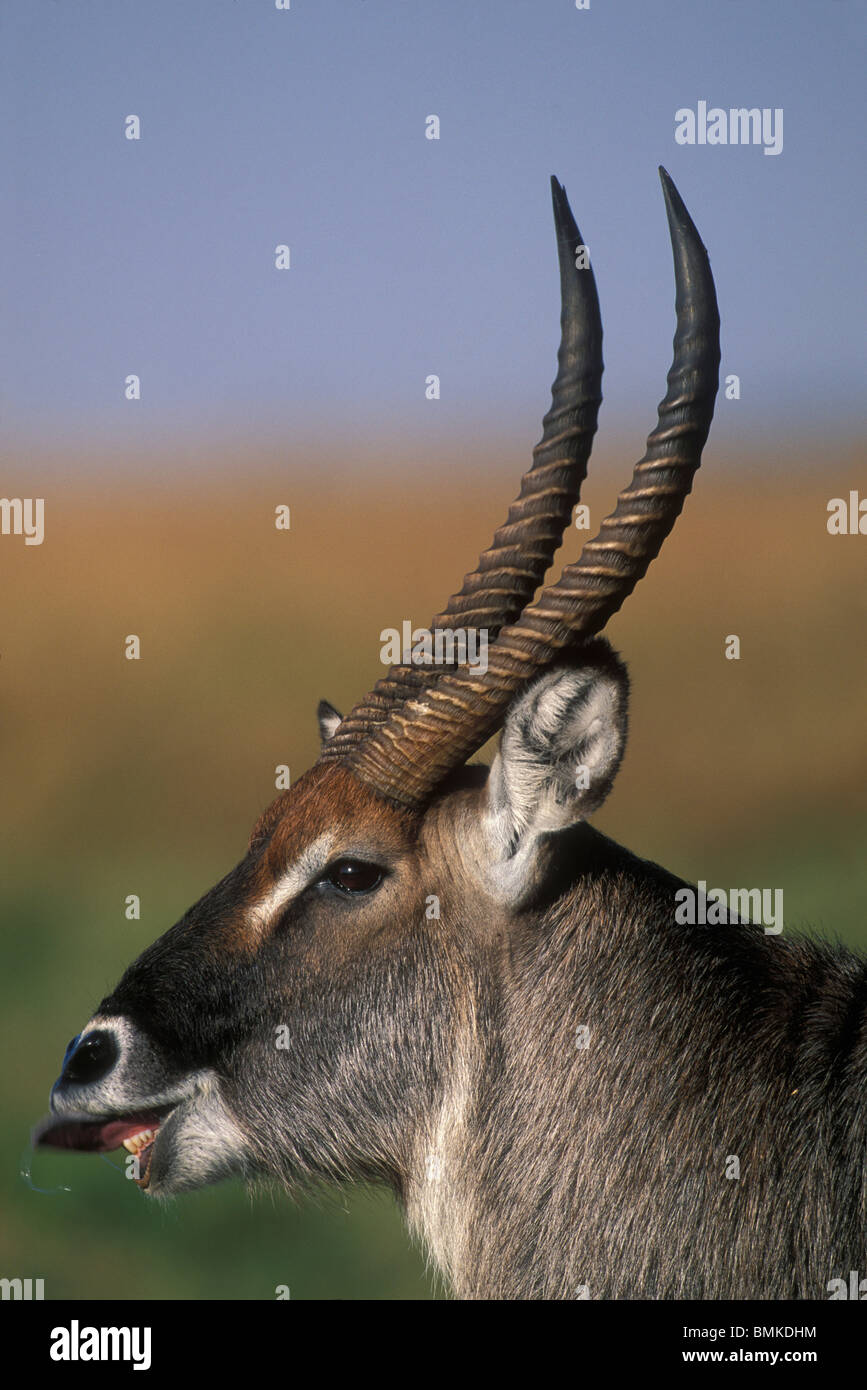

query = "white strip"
[[248, 832, 334, 929]]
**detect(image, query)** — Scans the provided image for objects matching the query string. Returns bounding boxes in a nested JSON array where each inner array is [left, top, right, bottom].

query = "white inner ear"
[[482, 657, 628, 891], [317, 700, 343, 744]]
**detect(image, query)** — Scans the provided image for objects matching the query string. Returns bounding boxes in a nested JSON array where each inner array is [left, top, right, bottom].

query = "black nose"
[[61, 1030, 118, 1086]]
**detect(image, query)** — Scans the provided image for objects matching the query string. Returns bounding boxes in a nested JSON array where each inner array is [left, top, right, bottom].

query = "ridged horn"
[[347, 167, 720, 807], [320, 176, 603, 761]]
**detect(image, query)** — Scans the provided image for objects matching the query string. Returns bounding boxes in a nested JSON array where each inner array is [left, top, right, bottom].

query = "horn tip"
[[550, 175, 581, 251], [657, 167, 715, 281], [658, 165, 686, 222]]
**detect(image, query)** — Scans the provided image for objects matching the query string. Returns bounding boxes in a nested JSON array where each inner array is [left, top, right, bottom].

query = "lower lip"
[[124, 1125, 164, 1189], [136, 1138, 157, 1188]]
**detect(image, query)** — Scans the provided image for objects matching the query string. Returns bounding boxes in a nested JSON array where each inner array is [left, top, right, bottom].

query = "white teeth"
[[122, 1128, 156, 1154]]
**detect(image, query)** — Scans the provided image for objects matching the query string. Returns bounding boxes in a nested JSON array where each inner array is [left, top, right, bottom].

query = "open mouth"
[[33, 1108, 174, 1189]]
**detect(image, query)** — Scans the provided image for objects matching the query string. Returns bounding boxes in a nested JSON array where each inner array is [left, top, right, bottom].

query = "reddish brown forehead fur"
[[249, 761, 421, 874]]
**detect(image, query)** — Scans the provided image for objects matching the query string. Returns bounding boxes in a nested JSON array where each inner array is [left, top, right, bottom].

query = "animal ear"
[[481, 641, 628, 902], [317, 699, 343, 745]]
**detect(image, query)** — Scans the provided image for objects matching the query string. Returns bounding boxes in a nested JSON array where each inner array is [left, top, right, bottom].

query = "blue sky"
[[1, 0, 863, 473]]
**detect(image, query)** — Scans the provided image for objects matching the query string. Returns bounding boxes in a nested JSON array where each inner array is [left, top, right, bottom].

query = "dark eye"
[[325, 859, 383, 895]]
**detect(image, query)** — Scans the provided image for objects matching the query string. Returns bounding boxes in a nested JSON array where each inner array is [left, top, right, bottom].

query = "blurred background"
[[1, 0, 864, 1299]]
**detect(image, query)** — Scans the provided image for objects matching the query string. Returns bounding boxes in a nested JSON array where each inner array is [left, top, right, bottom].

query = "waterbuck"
[[34, 169, 865, 1301]]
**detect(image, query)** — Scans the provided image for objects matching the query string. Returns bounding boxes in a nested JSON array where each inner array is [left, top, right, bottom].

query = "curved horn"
[[321, 176, 603, 761], [348, 167, 720, 806]]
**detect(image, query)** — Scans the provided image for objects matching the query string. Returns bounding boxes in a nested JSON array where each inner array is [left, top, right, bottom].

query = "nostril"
[[62, 1030, 118, 1086]]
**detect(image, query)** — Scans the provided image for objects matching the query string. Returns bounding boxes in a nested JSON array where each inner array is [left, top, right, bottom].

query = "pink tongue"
[[35, 1113, 162, 1153]]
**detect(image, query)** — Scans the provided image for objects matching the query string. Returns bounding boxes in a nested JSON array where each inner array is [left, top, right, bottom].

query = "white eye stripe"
[[248, 833, 334, 930]]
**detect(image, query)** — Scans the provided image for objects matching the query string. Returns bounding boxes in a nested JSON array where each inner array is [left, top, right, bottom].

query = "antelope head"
[[35, 169, 719, 1285]]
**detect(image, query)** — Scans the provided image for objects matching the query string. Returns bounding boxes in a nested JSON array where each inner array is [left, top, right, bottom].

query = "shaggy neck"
[[404, 827, 681, 1297], [407, 828, 865, 1299]]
